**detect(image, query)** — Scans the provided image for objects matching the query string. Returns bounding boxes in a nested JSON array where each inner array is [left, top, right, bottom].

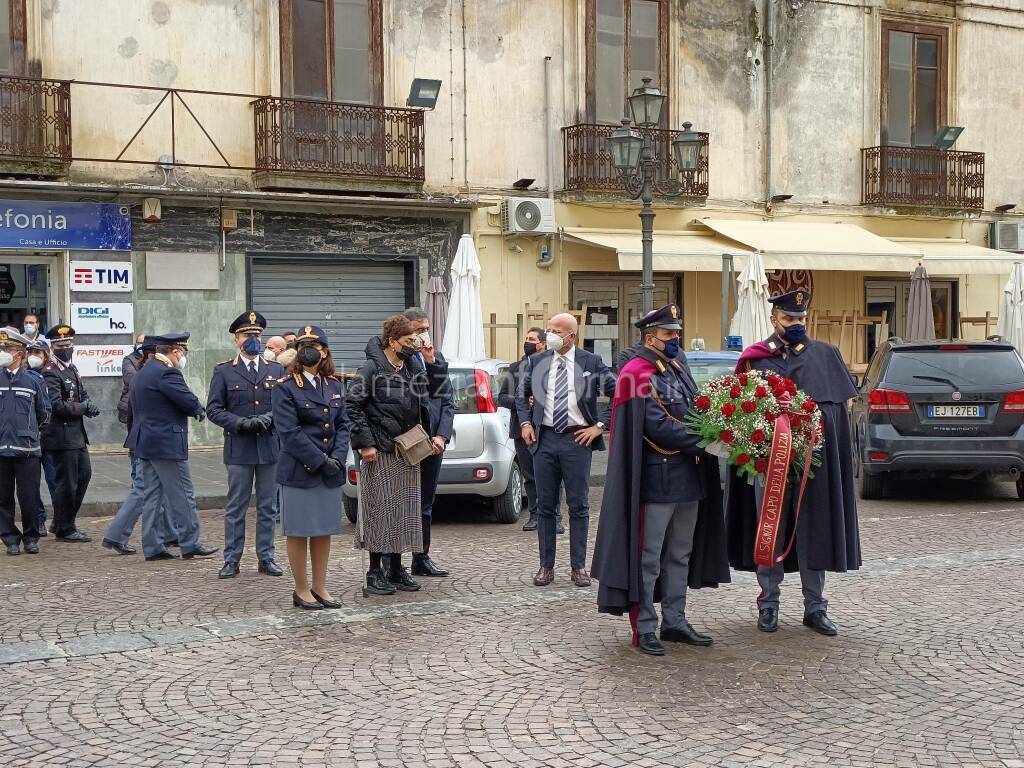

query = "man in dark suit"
[[516, 313, 616, 588], [206, 311, 285, 579], [126, 333, 218, 562]]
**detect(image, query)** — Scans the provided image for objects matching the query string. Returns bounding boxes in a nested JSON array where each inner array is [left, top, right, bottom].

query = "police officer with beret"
[[0, 328, 50, 555], [42, 324, 99, 543], [126, 332, 218, 561], [206, 311, 285, 579]]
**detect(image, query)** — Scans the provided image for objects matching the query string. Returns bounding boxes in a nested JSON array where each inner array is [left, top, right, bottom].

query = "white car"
[[343, 359, 524, 523]]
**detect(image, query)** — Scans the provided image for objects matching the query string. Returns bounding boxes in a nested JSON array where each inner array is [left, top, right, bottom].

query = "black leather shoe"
[[102, 538, 136, 556], [365, 568, 397, 595], [258, 559, 284, 577], [310, 589, 341, 609], [411, 555, 449, 577], [556, 520, 566, 535], [218, 561, 240, 579], [181, 544, 218, 559], [23, 541, 40, 555], [58, 530, 91, 543], [165, 540, 179, 548], [145, 549, 179, 561], [522, 515, 538, 531], [6, 542, 20, 556], [292, 591, 323, 610], [757, 607, 779, 633], [637, 632, 665, 656], [803, 610, 838, 636], [37, 527, 47, 538], [661, 622, 713, 646], [386, 564, 421, 592]]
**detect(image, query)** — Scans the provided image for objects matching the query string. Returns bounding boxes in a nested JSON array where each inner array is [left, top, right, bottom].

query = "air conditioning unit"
[[501, 197, 557, 236], [991, 221, 1024, 253]]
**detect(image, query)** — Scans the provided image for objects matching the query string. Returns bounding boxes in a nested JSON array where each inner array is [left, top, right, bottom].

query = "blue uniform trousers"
[[223, 463, 278, 565], [140, 459, 201, 557], [104, 453, 177, 547]]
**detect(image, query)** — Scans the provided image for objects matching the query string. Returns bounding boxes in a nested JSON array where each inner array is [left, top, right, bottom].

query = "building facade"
[[0, 0, 1021, 447]]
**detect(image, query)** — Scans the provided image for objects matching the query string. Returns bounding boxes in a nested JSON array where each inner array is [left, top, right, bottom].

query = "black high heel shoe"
[[311, 589, 342, 609], [292, 591, 323, 610]]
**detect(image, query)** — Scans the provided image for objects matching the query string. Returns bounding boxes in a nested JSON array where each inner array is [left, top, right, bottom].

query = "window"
[[881, 21, 948, 147], [281, 0, 382, 103], [586, 0, 667, 124], [0, 0, 25, 76]]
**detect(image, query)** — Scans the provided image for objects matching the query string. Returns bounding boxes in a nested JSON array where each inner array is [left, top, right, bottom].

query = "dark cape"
[[726, 334, 862, 573], [592, 356, 731, 622]]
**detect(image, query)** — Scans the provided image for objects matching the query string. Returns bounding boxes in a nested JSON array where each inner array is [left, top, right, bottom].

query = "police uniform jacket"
[[637, 347, 707, 505], [40, 359, 90, 451], [125, 356, 204, 461], [0, 366, 50, 457], [272, 372, 350, 489], [206, 355, 284, 465]]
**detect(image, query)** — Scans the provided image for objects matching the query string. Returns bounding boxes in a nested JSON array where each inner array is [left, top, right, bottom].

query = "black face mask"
[[297, 347, 321, 367], [54, 348, 73, 363], [523, 341, 539, 357], [396, 345, 418, 361]]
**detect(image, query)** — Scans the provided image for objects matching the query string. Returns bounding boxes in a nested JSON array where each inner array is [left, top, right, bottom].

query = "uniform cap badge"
[[248, 312, 256, 323], [796, 291, 804, 306]]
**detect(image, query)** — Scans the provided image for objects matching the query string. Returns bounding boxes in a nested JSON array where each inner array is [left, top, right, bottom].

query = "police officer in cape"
[[206, 311, 285, 579], [0, 328, 50, 555], [726, 289, 861, 636], [591, 304, 730, 657], [42, 324, 99, 542]]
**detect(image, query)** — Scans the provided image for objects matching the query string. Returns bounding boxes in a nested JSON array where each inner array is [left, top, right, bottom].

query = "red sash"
[[754, 410, 814, 567]]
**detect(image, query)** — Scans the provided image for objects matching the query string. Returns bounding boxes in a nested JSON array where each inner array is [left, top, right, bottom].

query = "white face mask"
[[27, 354, 44, 369], [415, 331, 431, 349], [262, 348, 277, 362], [23, 323, 36, 336], [176, 354, 188, 370], [545, 331, 564, 351], [0, 351, 14, 368]]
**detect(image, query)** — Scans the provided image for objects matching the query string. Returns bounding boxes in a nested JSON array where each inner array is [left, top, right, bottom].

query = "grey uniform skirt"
[[355, 449, 422, 553], [280, 482, 343, 537]]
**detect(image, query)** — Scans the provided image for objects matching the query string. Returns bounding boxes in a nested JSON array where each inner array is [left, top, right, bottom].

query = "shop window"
[[865, 278, 955, 359], [881, 21, 947, 147], [0, 0, 26, 76], [586, 0, 667, 124]]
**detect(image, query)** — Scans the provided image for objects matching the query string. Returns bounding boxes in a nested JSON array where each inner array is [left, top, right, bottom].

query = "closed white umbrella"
[[440, 234, 486, 361], [728, 252, 773, 348], [425, 275, 449, 349], [905, 264, 936, 341], [996, 262, 1024, 351]]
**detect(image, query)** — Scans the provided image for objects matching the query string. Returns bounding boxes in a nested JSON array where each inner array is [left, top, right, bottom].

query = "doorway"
[[0, 253, 65, 331], [865, 277, 957, 358]]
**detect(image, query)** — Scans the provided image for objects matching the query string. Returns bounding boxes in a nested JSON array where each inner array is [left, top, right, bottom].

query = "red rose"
[[721, 376, 734, 387], [737, 373, 749, 386], [754, 385, 768, 398], [741, 400, 757, 414], [755, 458, 769, 473], [802, 399, 817, 413], [719, 429, 734, 444], [695, 395, 711, 412], [720, 403, 736, 417], [773, 386, 786, 398], [767, 375, 782, 387], [751, 429, 766, 444], [789, 414, 802, 427], [736, 453, 750, 466], [729, 385, 742, 399], [764, 411, 775, 422], [787, 382, 798, 395]]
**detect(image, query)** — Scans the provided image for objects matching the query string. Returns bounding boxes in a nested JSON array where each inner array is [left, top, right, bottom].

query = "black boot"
[[522, 514, 538, 531], [365, 568, 396, 596], [411, 554, 449, 577], [386, 560, 421, 592]]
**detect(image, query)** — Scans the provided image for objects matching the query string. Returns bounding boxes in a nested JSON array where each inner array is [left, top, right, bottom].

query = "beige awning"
[[562, 227, 750, 271], [697, 219, 921, 271], [891, 238, 1022, 275]]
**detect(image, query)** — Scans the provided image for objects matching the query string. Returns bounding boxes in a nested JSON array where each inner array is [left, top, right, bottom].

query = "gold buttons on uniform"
[[322, 438, 328, 443], [254, 400, 260, 405], [323, 423, 330, 428], [323, 408, 329, 413]]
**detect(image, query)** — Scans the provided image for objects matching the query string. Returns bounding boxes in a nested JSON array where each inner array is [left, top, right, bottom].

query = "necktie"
[[249, 361, 257, 377], [553, 357, 570, 432]]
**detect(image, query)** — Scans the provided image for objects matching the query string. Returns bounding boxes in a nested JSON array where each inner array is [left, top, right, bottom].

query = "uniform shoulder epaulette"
[[767, 339, 779, 351], [215, 359, 233, 367], [275, 374, 291, 384], [654, 358, 667, 374], [291, 372, 304, 387]]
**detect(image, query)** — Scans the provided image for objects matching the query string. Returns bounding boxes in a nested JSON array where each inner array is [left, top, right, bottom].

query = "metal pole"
[[721, 253, 733, 349], [639, 134, 655, 315]]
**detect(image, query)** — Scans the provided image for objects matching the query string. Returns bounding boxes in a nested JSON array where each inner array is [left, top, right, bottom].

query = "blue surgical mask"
[[242, 336, 261, 356], [782, 323, 807, 343], [661, 338, 681, 358]]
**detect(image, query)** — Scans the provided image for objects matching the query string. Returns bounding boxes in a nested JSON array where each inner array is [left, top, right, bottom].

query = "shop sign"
[[0, 266, 14, 304], [70, 260, 133, 292], [0, 200, 131, 250], [72, 345, 135, 377], [70, 302, 134, 335]]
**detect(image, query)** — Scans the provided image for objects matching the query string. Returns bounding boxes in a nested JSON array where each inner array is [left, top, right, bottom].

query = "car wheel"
[[859, 470, 886, 500], [343, 495, 358, 525], [492, 462, 524, 524]]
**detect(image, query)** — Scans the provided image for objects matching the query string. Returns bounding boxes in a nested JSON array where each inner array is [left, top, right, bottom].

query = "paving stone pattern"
[[1, 480, 1023, 767]]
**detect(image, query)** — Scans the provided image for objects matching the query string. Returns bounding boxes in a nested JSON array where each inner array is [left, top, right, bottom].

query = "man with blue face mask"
[[206, 311, 285, 579]]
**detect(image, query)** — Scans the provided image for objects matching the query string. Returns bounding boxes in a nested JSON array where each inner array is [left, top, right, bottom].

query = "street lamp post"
[[608, 79, 702, 315]]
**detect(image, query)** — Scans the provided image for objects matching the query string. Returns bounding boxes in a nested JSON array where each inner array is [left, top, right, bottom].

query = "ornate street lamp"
[[609, 79, 703, 314]]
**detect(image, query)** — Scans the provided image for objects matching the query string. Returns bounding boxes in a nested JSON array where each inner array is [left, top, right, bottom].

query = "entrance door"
[[865, 278, 955, 357], [0, 253, 64, 330]]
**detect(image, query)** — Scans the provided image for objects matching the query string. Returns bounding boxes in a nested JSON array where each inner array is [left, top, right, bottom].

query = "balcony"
[[862, 145, 985, 210], [562, 123, 709, 197], [253, 97, 425, 193], [0, 76, 71, 177]]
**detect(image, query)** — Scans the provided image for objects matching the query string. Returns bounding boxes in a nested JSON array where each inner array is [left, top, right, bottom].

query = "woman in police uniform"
[[272, 326, 350, 610]]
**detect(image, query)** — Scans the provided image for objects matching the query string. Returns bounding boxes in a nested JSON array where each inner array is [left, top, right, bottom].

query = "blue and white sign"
[[0, 200, 131, 250], [71, 302, 134, 335], [69, 260, 133, 292]]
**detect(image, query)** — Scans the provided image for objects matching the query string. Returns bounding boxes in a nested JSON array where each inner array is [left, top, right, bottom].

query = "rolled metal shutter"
[[251, 259, 409, 370]]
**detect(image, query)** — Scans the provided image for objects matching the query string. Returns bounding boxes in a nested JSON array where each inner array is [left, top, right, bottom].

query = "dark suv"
[[850, 339, 1024, 499]]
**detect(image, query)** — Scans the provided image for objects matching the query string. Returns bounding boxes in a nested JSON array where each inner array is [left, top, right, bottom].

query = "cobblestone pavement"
[[1, 480, 1023, 767]]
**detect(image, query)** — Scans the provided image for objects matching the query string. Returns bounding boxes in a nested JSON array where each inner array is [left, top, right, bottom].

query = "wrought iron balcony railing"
[[253, 97, 425, 181], [562, 123, 709, 196], [0, 75, 71, 166], [862, 145, 985, 210]]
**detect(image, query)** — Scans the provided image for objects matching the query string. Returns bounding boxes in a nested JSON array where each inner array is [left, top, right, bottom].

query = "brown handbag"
[[394, 424, 434, 466]]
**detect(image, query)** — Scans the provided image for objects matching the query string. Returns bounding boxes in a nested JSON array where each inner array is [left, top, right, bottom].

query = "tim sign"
[[73, 345, 134, 377], [71, 303, 134, 335], [70, 261, 133, 293]]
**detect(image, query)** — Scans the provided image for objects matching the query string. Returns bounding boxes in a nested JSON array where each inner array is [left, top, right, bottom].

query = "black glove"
[[236, 417, 254, 432], [258, 413, 273, 429], [83, 401, 100, 418], [252, 414, 272, 434], [320, 458, 342, 478], [194, 409, 206, 423]]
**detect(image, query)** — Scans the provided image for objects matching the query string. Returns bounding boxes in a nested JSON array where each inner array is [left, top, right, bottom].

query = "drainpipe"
[[763, 0, 774, 208], [541, 55, 557, 273], [461, 0, 469, 190]]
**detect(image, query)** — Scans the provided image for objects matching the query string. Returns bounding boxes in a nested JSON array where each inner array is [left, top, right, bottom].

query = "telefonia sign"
[[0, 200, 132, 250]]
